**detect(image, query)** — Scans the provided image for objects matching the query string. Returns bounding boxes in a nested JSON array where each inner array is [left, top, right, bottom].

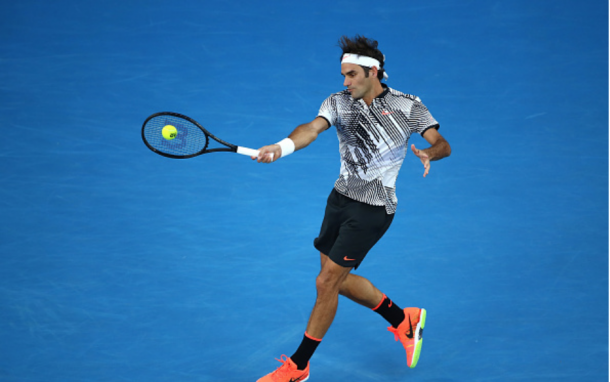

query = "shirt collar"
[[354, 84, 390, 108], [369, 84, 390, 106], [377, 84, 390, 99]]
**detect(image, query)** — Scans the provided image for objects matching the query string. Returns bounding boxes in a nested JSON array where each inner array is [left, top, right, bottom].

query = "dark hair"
[[338, 35, 385, 81]]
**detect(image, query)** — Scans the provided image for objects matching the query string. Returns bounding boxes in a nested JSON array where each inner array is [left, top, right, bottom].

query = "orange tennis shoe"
[[257, 355, 310, 382], [387, 307, 427, 368]]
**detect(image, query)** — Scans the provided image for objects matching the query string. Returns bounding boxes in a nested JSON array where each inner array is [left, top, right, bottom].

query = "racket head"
[[142, 112, 235, 159]]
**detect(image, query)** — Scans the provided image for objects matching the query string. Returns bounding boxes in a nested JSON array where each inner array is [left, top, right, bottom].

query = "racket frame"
[[141, 111, 256, 159]]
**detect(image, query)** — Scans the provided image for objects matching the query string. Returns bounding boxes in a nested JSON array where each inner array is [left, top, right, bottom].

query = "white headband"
[[341, 53, 389, 80]]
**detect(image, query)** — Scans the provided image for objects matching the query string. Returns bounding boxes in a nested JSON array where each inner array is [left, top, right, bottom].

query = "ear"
[[370, 66, 379, 79]]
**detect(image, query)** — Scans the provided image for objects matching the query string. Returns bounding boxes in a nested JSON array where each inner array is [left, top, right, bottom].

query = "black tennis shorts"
[[313, 189, 394, 269]]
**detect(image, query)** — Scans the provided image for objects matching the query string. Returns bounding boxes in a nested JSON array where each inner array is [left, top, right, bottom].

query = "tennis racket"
[[141, 112, 264, 159]]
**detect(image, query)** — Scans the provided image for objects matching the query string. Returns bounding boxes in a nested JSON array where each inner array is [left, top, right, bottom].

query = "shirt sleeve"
[[410, 99, 440, 135], [318, 95, 337, 127]]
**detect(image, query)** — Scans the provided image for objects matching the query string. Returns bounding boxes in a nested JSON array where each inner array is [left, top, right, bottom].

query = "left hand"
[[411, 144, 430, 177]]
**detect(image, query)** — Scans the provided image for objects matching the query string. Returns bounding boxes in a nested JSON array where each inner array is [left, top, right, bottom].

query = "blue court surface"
[[1, 1, 607, 381]]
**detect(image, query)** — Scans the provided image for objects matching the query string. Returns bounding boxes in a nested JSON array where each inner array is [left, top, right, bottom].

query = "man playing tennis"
[[253, 35, 451, 381]]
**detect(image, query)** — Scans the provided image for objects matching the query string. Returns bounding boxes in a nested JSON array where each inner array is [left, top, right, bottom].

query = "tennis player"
[[253, 35, 451, 381]]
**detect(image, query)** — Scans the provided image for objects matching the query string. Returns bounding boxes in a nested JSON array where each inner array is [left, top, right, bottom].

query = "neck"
[[362, 82, 385, 105]]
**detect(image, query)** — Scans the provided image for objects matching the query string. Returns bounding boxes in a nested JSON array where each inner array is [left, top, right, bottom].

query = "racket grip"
[[236, 146, 274, 160]]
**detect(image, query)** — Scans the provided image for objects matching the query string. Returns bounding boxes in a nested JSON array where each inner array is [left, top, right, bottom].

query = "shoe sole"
[[408, 308, 426, 368]]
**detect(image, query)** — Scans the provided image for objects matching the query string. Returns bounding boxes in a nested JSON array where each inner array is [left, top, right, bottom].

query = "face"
[[341, 63, 374, 101]]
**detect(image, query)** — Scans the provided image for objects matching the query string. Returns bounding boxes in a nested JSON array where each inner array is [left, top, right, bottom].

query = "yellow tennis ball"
[[162, 125, 177, 140]]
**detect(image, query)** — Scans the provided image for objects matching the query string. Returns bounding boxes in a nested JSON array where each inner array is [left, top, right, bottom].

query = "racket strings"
[[143, 115, 208, 157]]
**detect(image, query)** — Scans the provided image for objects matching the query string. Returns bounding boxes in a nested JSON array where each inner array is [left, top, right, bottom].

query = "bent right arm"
[[254, 117, 330, 163]]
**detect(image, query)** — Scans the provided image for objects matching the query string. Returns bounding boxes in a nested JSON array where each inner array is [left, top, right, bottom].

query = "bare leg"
[[305, 257, 352, 339], [320, 253, 384, 309]]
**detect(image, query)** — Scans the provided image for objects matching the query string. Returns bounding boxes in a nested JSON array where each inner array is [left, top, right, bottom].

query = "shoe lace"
[[270, 355, 293, 380]]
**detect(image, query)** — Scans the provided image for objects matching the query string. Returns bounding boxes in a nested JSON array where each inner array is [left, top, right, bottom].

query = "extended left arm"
[[411, 127, 451, 177]]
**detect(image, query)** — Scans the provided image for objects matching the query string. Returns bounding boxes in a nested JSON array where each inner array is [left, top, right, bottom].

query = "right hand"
[[252, 144, 281, 163]]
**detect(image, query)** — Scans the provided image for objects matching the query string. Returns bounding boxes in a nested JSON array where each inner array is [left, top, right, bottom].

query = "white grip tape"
[[276, 138, 295, 158], [236, 146, 259, 157], [236, 146, 274, 160]]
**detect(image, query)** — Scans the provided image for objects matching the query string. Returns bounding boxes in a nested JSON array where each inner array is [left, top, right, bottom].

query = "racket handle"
[[236, 146, 274, 160]]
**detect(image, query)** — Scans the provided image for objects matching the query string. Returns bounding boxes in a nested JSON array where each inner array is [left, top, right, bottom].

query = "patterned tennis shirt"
[[318, 84, 440, 214]]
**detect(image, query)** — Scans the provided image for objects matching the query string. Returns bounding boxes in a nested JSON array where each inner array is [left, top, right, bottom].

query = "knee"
[[316, 274, 335, 297], [315, 268, 345, 296]]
